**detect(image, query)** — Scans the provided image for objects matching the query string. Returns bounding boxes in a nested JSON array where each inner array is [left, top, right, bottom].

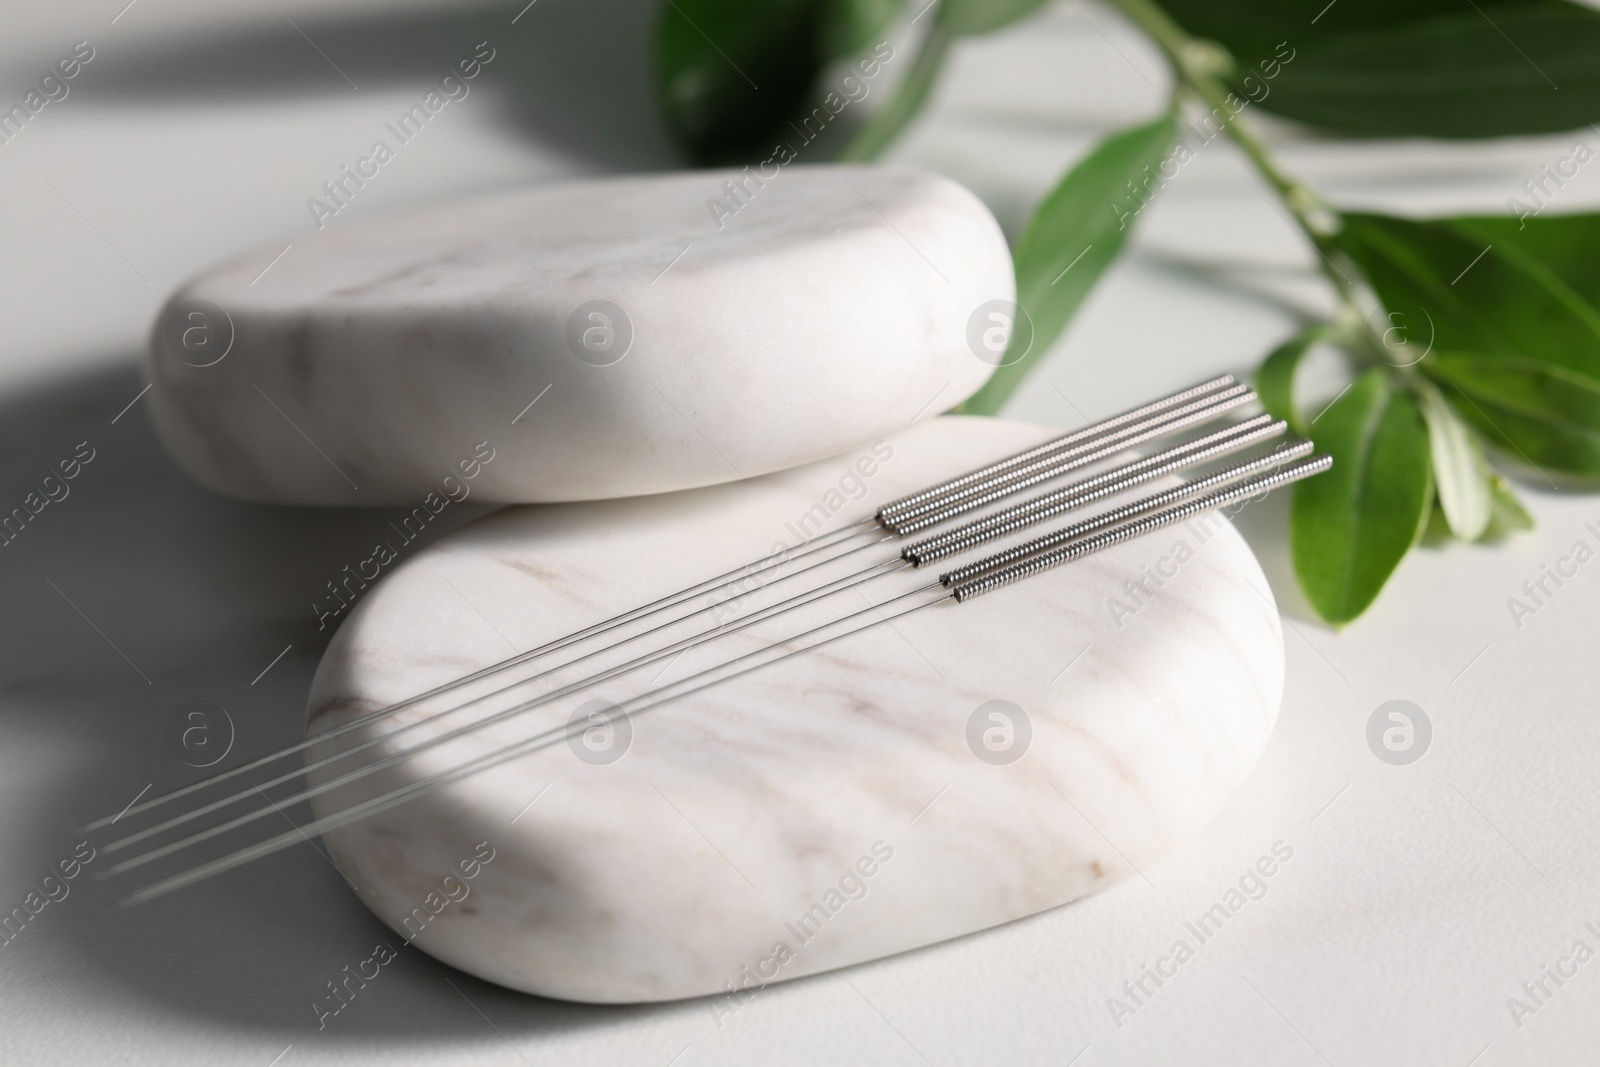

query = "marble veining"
[[144, 166, 1010, 505], [307, 416, 1285, 1002]]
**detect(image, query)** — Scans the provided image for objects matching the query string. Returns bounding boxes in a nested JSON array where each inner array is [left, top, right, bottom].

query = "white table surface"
[[3, 2, 1600, 1064]]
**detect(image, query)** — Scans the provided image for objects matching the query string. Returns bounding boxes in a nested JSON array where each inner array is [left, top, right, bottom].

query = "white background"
[[2, 2, 1599, 1064]]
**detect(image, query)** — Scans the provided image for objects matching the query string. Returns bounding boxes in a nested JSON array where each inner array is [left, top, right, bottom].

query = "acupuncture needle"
[[100, 423, 1297, 858], [88, 376, 1247, 832], [101, 436, 1306, 867], [115, 452, 1330, 904]]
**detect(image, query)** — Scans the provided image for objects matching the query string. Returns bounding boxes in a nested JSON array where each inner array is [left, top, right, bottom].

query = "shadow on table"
[[77, 0, 680, 172], [0, 361, 677, 1047]]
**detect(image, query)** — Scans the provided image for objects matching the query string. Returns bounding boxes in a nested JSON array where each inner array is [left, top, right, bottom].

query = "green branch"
[[1109, 0, 1357, 313]]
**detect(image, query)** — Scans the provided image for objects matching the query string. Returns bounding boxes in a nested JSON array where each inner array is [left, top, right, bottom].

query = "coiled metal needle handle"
[[920, 438, 1312, 574], [880, 385, 1252, 532], [876, 374, 1239, 522], [950, 455, 1333, 602], [900, 416, 1290, 563]]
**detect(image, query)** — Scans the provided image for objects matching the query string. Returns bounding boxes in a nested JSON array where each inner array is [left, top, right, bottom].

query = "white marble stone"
[[306, 416, 1285, 1003], [144, 166, 1009, 505]]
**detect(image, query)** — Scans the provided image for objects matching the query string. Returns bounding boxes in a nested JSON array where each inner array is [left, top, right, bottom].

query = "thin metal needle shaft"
[[118, 587, 951, 902], [102, 554, 912, 859], [86, 516, 882, 831]]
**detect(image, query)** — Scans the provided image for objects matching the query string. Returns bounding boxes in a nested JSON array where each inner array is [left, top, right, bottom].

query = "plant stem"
[[1109, 0, 1358, 311], [838, 24, 952, 162]]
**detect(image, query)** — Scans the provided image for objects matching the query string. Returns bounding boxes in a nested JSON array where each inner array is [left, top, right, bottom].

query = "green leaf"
[[960, 111, 1179, 416], [825, 0, 906, 53], [1416, 378, 1491, 540], [1339, 212, 1600, 381], [1445, 213, 1600, 308], [1428, 356, 1600, 477], [1154, 0, 1600, 140], [1291, 369, 1433, 625], [1336, 211, 1600, 478], [1152, 0, 1470, 68], [1255, 324, 1327, 436], [1244, 5, 1600, 139], [939, 0, 1052, 35], [655, 0, 904, 163]]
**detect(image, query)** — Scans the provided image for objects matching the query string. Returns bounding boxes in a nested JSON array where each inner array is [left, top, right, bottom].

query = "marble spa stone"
[[305, 415, 1286, 1003], [144, 166, 1010, 505]]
